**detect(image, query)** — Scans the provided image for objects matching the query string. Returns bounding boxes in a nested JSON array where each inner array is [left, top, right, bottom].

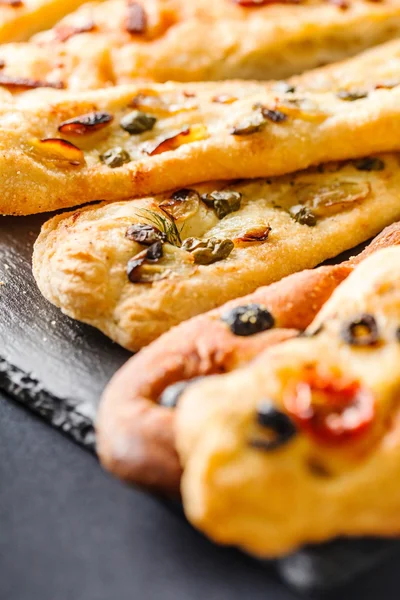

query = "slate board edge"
[[0, 355, 95, 449]]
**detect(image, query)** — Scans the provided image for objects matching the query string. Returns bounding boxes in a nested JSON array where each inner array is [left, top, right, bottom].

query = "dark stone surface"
[[0, 212, 131, 420]]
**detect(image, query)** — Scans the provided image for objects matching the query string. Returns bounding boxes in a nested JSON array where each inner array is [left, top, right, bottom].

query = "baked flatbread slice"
[[4, 79, 400, 214], [176, 246, 400, 556], [293, 37, 400, 93], [33, 152, 400, 351], [33, 0, 400, 83], [0, 0, 87, 43], [0, 36, 115, 92], [1, 0, 400, 90], [96, 223, 400, 494]]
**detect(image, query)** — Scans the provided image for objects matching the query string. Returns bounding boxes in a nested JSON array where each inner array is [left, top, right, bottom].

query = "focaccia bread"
[[177, 246, 400, 557], [0, 36, 115, 92], [1, 9, 400, 94], [34, 153, 400, 351], [0, 0, 399, 90], [4, 80, 400, 214], [96, 223, 400, 493], [293, 38, 400, 93], [32, 0, 400, 83], [0, 0, 87, 43]]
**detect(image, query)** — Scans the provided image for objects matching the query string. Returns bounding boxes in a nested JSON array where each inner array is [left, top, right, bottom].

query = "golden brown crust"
[[96, 223, 400, 493], [0, 0, 87, 43], [1, 0, 400, 88], [176, 246, 400, 555], [4, 77, 400, 214], [293, 38, 400, 93]]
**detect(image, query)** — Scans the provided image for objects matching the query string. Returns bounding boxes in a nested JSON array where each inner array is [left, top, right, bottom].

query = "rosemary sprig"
[[137, 208, 182, 247]]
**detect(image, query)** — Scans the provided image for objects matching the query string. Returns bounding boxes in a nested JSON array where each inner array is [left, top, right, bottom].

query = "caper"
[[181, 237, 204, 252], [289, 205, 317, 227], [120, 110, 157, 134], [182, 237, 234, 265], [100, 147, 131, 168], [336, 90, 368, 101], [201, 190, 242, 219], [231, 111, 267, 135]]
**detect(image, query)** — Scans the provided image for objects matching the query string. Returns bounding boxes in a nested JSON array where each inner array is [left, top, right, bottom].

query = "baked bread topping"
[[176, 246, 400, 556]]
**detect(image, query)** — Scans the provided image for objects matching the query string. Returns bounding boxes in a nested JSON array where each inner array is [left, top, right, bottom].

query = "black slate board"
[[1, 212, 400, 594], [0, 212, 131, 443]]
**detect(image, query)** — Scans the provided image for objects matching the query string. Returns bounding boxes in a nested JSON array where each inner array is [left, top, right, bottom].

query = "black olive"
[[289, 205, 317, 227], [120, 110, 157, 134], [127, 255, 146, 283], [125, 223, 166, 245], [221, 304, 275, 336], [354, 157, 385, 172], [126, 242, 163, 282], [146, 241, 163, 261], [340, 314, 379, 346], [396, 327, 400, 342], [159, 377, 204, 408], [250, 401, 297, 451], [336, 90, 368, 101]]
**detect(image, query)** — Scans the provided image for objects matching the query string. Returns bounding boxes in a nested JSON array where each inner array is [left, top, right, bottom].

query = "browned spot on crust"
[[212, 95, 238, 104], [233, 0, 300, 5], [0, 0, 24, 7], [55, 21, 95, 43], [126, 1, 147, 34], [327, 0, 349, 9], [0, 75, 64, 89]]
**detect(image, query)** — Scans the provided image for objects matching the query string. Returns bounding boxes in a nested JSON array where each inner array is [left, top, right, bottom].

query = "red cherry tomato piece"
[[283, 370, 375, 444]]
